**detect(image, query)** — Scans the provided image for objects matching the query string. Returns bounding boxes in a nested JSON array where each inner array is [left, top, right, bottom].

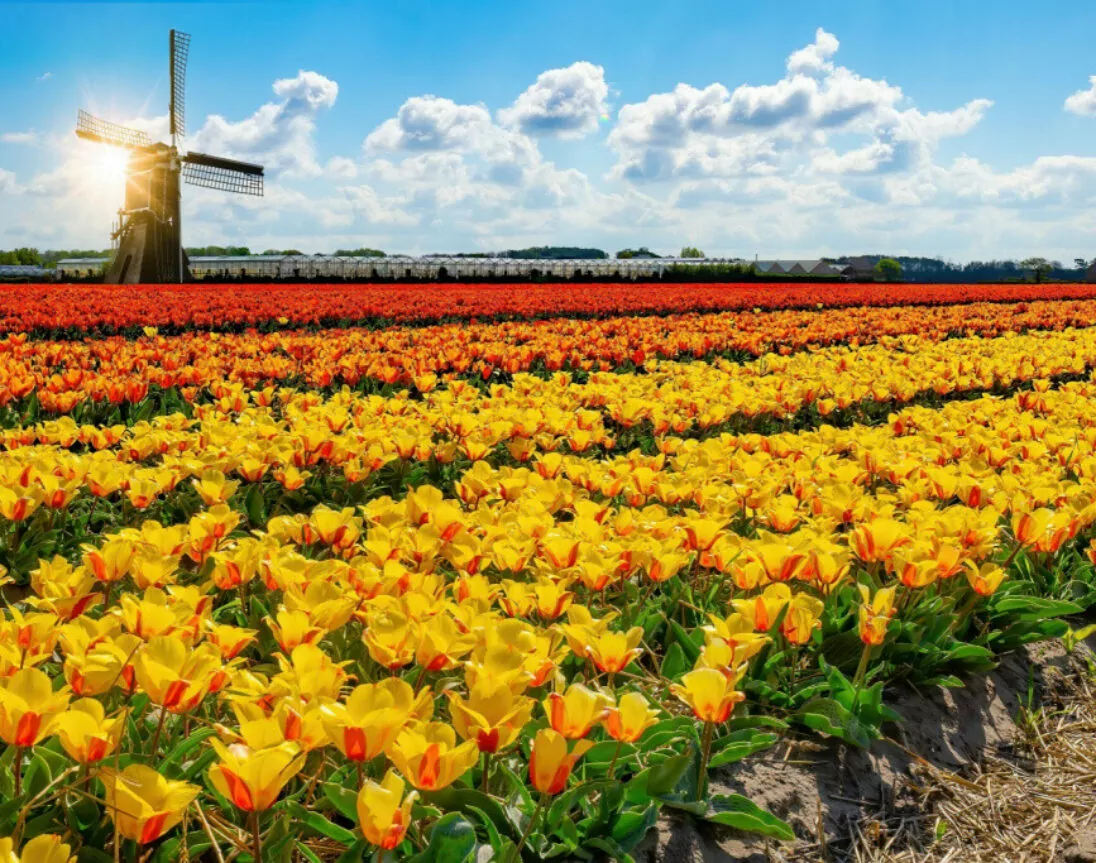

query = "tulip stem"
[[481, 752, 492, 795], [251, 810, 262, 863], [150, 708, 169, 756], [509, 794, 546, 863], [852, 642, 873, 690], [607, 739, 624, 780], [356, 762, 364, 790], [697, 722, 714, 802], [13, 746, 22, 797]]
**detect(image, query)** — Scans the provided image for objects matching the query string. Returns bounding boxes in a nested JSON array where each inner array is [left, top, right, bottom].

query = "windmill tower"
[[76, 30, 265, 284]]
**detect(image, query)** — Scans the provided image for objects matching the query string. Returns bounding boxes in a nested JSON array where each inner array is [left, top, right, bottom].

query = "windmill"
[[76, 30, 265, 283]]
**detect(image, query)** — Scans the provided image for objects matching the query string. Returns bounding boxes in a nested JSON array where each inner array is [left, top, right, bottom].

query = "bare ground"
[[638, 638, 1096, 863]]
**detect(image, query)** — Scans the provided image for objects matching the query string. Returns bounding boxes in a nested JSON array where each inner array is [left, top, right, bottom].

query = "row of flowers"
[[7, 281, 1096, 334], [0, 369, 1091, 859], [5, 298, 1096, 410]]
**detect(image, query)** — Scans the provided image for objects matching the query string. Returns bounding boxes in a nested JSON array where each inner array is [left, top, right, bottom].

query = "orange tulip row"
[[5, 297, 1096, 413]]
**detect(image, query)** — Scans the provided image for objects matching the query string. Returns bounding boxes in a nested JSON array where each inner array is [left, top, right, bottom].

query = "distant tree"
[[503, 246, 606, 260], [334, 248, 386, 257], [873, 257, 903, 282], [680, 246, 705, 258], [1075, 257, 1090, 271], [1020, 257, 1052, 283], [616, 247, 660, 259]]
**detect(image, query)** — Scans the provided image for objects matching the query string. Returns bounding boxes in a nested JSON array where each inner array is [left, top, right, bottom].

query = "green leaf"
[[645, 751, 692, 797], [407, 812, 477, 863], [660, 642, 688, 681], [323, 782, 360, 822], [709, 730, 779, 767], [162, 726, 216, 774], [611, 803, 659, 851], [285, 802, 357, 846], [422, 786, 514, 836], [991, 596, 1083, 620], [795, 697, 872, 748], [705, 794, 795, 841], [668, 620, 701, 664]]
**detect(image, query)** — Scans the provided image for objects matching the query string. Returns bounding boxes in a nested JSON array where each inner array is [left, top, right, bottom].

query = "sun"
[[83, 145, 130, 198]]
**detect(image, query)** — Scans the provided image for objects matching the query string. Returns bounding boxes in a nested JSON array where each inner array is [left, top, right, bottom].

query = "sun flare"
[[82, 145, 130, 198]]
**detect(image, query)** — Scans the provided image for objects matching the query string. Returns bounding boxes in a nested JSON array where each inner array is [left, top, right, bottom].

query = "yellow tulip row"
[[4, 340, 1096, 857], [4, 326, 1096, 527]]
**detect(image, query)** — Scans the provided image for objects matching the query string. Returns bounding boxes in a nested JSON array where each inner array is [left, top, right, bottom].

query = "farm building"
[[56, 258, 110, 278]]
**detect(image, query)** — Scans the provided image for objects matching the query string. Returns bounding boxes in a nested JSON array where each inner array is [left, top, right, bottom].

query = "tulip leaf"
[[660, 642, 688, 681], [162, 726, 216, 774], [645, 751, 692, 797], [285, 802, 357, 846], [991, 596, 1083, 620], [323, 781, 360, 822], [610, 803, 659, 851], [704, 794, 795, 841], [295, 843, 323, 863], [422, 786, 513, 836], [76, 851, 114, 863], [667, 620, 702, 664], [795, 697, 873, 748], [708, 730, 779, 767], [406, 812, 476, 863]]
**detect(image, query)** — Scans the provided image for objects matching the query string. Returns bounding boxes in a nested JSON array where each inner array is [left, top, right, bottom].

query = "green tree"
[[873, 257, 903, 282], [616, 247, 659, 259], [680, 246, 705, 258], [1020, 257, 1052, 283]]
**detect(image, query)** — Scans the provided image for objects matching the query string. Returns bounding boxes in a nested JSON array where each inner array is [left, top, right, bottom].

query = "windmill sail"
[[170, 30, 191, 141], [75, 110, 151, 149], [182, 152, 264, 196]]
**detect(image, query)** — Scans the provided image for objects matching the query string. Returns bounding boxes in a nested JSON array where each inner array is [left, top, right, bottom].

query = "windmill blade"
[[170, 30, 191, 140], [182, 151, 264, 196], [75, 110, 152, 149]]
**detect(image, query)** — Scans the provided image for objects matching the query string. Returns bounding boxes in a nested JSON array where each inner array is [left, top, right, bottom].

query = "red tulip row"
[[6, 281, 1096, 334]]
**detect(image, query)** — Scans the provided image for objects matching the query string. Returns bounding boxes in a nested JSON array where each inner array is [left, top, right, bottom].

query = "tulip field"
[[1, 282, 1095, 862]]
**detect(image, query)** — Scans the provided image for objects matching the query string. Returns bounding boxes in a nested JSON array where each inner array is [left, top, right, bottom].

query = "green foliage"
[[503, 246, 608, 260], [616, 247, 660, 259], [184, 246, 252, 257], [874, 257, 903, 281], [333, 248, 387, 257], [679, 246, 705, 258]]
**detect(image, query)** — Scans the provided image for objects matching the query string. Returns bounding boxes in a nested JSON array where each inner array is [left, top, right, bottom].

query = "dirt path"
[[639, 639, 1096, 863]]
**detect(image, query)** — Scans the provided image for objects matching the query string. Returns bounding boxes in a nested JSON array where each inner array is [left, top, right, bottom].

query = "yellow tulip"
[[208, 731, 304, 812], [54, 698, 126, 764], [544, 683, 612, 739], [582, 626, 644, 674], [132, 636, 222, 714], [387, 722, 479, 791], [857, 584, 897, 646], [448, 681, 535, 753], [0, 667, 70, 747], [357, 770, 416, 850], [98, 764, 199, 844], [320, 678, 431, 763], [0, 834, 75, 863], [670, 668, 744, 724], [604, 692, 660, 743], [529, 728, 594, 795]]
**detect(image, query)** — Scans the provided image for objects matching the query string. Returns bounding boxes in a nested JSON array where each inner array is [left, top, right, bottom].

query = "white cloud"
[[1065, 75, 1096, 116], [786, 28, 840, 76], [1, 132, 38, 145], [190, 70, 338, 178], [498, 61, 609, 138], [36, 72, 52, 82], [0, 168, 17, 194], [325, 156, 359, 179]]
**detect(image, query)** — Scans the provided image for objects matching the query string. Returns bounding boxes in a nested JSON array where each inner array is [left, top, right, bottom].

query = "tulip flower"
[[357, 770, 416, 851], [132, 636, 223, 714], [582, 626, 644, 675], [54, 698, 126, 765], [98, 764, 199, 844], [528, 728, 594, 795], [604, 692, 660, 743], [0, 834, 75, 863], [208, 728, 305, 812], [0, 667, 70, 747], [448, 681, 535, 754], [387, 722, 479, 791], [320, 678, 431, 763], [965, 562, 1006, 597], [671, 668, 745, 724], [544, 683, 612, 739], [857, 585, 897, 647]]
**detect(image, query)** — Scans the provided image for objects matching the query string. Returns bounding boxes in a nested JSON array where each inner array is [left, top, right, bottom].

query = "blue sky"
[[3, 0, 1096, 259]]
